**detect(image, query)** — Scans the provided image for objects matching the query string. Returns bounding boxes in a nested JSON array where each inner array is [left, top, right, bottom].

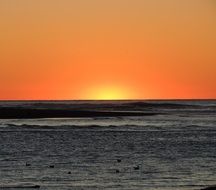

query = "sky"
[[0, 0, 215, 100]]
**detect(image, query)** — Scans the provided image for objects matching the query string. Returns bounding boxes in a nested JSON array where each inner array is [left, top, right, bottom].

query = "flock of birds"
[[22, 158, 142, 189], [26, 158, 141, 175], [2, 160, 214, 189]]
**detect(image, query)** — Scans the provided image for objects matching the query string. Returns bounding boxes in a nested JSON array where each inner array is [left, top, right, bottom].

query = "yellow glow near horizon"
[[0, 0, 216, 99], [83, 86, 133, 100]]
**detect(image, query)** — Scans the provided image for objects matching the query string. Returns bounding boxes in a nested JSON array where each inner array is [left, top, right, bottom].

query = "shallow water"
[[0, 100, 215, 189]]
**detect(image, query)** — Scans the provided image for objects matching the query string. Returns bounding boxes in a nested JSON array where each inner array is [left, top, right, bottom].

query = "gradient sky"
[[0, 0, 215, 100]]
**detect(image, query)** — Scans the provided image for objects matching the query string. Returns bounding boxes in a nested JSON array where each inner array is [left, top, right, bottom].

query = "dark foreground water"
[[0, 100, 215, 190]]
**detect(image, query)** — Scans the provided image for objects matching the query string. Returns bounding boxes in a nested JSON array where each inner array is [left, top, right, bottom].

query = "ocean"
[[0, 100, 215, 189]]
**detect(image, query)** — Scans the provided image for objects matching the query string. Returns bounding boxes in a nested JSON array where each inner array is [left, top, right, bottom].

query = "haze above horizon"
[[0, 0, 215, 100]]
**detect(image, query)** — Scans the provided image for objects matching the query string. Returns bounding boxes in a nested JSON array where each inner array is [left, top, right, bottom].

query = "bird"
[[49, 165, 54, 168], [115, 169, 120, 173], [133, 165, 140, 170], [117, 159, 121, 163], [68, 171, 71, 174], [26, 163, 31, 167]]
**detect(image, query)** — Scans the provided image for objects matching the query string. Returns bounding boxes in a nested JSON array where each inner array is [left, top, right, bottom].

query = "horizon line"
[[0, 99, 215, 102]]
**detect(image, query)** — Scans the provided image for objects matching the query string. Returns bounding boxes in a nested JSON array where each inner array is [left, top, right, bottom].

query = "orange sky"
[[0, 0, 215, 100]]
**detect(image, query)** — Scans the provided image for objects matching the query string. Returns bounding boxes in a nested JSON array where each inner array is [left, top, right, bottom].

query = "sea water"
[[0, 100, 215, 189]]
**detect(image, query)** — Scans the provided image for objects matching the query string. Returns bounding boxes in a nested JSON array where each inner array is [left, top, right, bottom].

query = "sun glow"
[[83, 86, 133, 100]]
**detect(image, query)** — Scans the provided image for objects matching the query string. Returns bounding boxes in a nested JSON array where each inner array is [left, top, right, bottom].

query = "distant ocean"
[[0, 100, 215, 190]]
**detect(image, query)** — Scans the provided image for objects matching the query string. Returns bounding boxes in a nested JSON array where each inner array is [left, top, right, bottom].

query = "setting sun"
[[0, 0, 215, 100], [82, 86, 133, 100], [0, 1, 215, 189]]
